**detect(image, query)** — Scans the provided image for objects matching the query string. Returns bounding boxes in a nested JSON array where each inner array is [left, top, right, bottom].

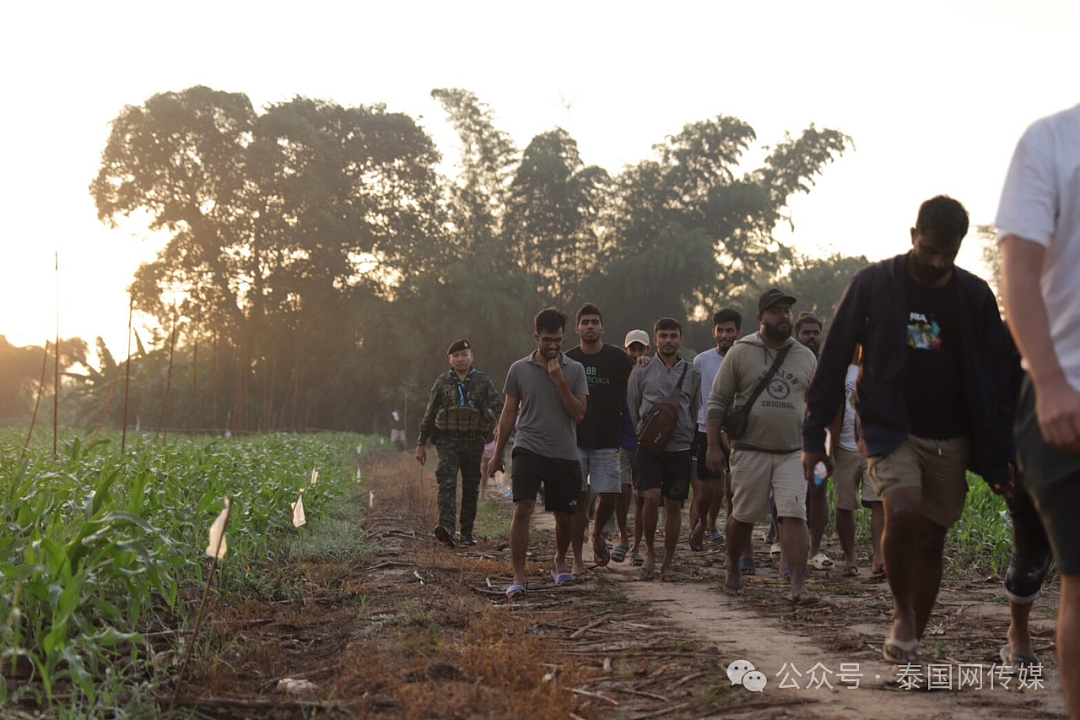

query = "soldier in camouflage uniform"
[[416, 340, 502, 547]]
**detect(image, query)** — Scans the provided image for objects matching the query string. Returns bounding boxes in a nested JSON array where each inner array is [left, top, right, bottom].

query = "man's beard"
[[762, 323, 791, 343]]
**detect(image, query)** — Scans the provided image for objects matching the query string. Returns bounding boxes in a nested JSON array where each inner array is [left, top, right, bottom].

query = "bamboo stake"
[[53, 252, 59, 458], [209, 333, 219, 434], [157, 306, 178, 444], [20, 341, 49, 461], [169, 498, 232, 711], [121, 295, 134, 454]]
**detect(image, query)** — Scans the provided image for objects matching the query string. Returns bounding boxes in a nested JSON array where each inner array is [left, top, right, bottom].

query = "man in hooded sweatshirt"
[[706, 289, 820, 605]]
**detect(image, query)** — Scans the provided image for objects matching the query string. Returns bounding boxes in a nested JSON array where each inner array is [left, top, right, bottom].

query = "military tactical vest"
[[434, 371, 496, 438]]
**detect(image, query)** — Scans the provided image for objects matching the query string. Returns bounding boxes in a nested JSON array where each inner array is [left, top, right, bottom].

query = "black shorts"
[[693, 431, 721, 480], [511, 447, 581, 514], [1017, 377, 1080, 575], [638, 447, 692, 502]]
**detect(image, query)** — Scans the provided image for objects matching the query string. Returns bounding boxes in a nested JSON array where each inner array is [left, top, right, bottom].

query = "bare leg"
[[592, 494, 619, 558], [631, 495, 645, 557], [1007, 599, 1036, 659], [870, 503, 885, 571], [882, 486, 922, 653], [510, 500, 535, 587], [809, 482, 829, 557], [662, 498, 681, 577], [689, 480, 710, 548], [911, 517, 947, 639], [836, 508, 856, 568], [1057, 575, 1080, 719], [781, 517, 814, 602], [571, 489, 589, 575], [552, 509, 573, 575], [616, 485, 631, 548], [641, 489, 661, 571], [708, 479, 725, 532], [724, 516, 755, 589]]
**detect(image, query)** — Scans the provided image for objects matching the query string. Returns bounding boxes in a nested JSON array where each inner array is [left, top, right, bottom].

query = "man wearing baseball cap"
[[706, 289, 820, 604], [620, 329, 651, 565], [416, 339, 503, 547]]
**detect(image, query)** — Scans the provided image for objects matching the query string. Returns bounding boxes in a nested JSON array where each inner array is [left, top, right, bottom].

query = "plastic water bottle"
[[813, 462, 826, 487]]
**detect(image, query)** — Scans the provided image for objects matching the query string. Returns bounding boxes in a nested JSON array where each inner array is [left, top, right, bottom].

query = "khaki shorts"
[[867, 435, 969, 529], [833, 447, 880, 511], [730, 449, 805, 523]]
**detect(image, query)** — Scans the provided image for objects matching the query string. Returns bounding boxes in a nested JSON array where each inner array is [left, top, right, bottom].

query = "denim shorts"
[[578, 447, 622, 494]]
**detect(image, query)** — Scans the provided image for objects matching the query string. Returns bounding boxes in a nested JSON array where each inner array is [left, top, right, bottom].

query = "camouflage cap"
[[447, 339, 472, 355]]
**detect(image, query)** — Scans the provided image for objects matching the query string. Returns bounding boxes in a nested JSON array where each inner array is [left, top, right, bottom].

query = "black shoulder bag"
[[721, 344, 792, 440]]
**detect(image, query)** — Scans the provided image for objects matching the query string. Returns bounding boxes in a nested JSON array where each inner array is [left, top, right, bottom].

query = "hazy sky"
[[1, 0, 1077, 364]]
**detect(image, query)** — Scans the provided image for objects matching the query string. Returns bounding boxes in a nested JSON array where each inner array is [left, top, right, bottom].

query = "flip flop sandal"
[[843, 565, 859, 577], [770, 543, 782, 557], [781, 566, 791, 582], [611, 545, 628, 563], [724, 583, 744, 597], [792, 592, 821, 607], [688, 536, 704, 552], [1000, 645, 1040, 668], [707, 529, 724, 543], [639, 566, 658, 581], [632, 553, 645, 567], [592, 539, 612, 567], [551, 571, 574, 587], [739, 557, 756, 575], [505, 584, 527, 599], [882, 637, 919, 664], [809, 552, 834, 570]]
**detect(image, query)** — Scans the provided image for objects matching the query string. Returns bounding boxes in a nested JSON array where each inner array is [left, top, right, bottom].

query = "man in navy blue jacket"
[[802, 196, 1014, 665]]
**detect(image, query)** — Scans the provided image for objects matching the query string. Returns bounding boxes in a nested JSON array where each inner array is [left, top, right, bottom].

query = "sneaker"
[[459, 533, 478, 546], [434, 525, 456, 548]]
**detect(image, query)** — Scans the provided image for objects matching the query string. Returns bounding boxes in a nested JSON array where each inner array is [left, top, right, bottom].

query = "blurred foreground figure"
[[803, 196, 1014, 665], [998, 103, 1080, 719]]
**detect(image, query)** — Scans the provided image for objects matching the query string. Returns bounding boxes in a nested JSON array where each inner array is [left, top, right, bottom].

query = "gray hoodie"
[[706, 332, 817, 454], [628, 356, 701, 452]]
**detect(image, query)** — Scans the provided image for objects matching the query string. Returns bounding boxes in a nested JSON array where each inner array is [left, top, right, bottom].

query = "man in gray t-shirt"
[[490, 308, 588, 599]]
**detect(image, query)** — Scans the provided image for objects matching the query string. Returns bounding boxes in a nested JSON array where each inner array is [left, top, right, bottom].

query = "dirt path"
[[536, 506, 1067, 719], [174, 451, 1066, 719]]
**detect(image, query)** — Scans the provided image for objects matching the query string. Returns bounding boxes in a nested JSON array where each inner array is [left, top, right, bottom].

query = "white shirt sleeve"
[[995, 121, 1058, 246]]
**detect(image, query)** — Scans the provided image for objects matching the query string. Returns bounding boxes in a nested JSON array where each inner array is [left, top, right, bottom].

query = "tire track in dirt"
[[533, 512, 1067, 719]]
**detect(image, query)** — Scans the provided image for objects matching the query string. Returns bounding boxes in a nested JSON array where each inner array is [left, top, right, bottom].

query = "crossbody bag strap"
[[742, 343, 792, 410]]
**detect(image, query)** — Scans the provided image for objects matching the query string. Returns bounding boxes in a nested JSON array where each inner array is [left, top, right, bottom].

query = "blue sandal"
[[611, 545, 628, 563], [505, 584, 527, 599], [552, 571, 574, 587], [740, 557, 756, 575]]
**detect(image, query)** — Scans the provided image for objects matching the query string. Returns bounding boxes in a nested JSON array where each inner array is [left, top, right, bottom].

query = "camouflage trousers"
[[434, 437, 484, 536]]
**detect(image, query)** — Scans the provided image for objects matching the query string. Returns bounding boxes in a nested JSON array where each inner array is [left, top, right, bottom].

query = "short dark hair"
[[576, 302, 603, 326], [535, 307, 567, 335], [794, 312, 822, 334], [713, 308, 742, 331], [654, 317, 682, 335], [915, 195, 969, 241]]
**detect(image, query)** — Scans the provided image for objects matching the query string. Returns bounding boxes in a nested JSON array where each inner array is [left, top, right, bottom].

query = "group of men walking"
[[415, 104, 1080, 717]]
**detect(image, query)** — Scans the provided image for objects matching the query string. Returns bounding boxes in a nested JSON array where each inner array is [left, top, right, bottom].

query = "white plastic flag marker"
[[368, 490, 374, 508], [357, 443, 363, 455], [292, 492, 307, 527], [310, 468, 319, 486], [205, 499, 231, 559], [414, 570, 425, 585], [356, 467, 362, 481]]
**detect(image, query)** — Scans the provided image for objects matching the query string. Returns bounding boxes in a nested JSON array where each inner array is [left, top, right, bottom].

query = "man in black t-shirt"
[[803, 196, 1014, 666], [567, 303, 634, 577]]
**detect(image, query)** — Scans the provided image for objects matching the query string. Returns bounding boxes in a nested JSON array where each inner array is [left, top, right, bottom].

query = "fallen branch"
[[570, 619, 607, 639], [165, 695, 351, 712], [572, 688, 619, 706]]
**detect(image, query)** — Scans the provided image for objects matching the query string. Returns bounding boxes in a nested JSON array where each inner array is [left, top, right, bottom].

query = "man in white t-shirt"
[[997, 102, 1080, 718], [690, 309, 740, 550], [827, 347, 883, 577]]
